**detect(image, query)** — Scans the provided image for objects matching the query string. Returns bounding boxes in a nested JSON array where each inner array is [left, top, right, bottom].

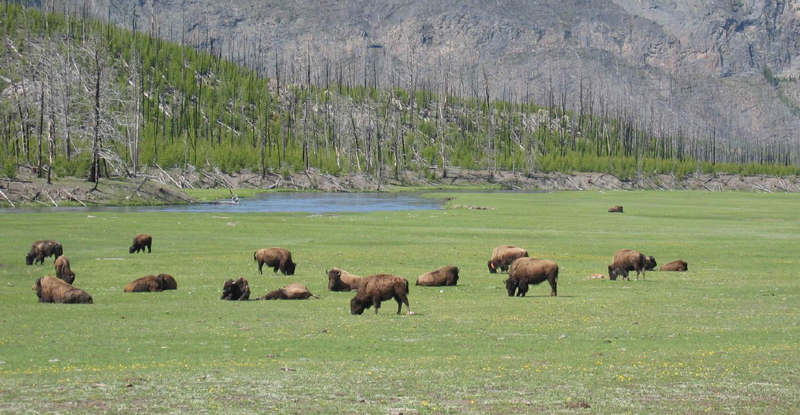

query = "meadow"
[[0, 191, 798, 414]]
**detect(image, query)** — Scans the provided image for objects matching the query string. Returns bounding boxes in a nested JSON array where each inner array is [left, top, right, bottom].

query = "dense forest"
[[1, 4, 799, 187]]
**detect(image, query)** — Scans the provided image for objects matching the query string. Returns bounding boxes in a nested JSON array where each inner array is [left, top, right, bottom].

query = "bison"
[[254, 248, 296, 275], [327, 267, 362, 292], [644, 256, 658, 271], [504, 258, 559, 297], [129, 234, 152, 254], [487, 245, 529, 273], [221, 277, 250, 301], [25, 240, 62, 265], [54, 256, 75, 284], [258, 283, 318, 300], [659, 260, 688, 272], [608, 205, 624, 213], [608, 249, 646, 281], [159, 273, 177, 290], [415, 265, 459, 286], [124, 275, 167, 292], [35, 276, 92, 304], [350, 274, 413, 315]]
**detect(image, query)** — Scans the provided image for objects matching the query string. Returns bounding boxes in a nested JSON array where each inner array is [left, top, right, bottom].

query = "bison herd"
[[23, 233, 687, 313]]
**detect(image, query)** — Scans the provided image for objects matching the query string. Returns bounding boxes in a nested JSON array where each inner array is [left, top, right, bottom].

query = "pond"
[[0, 192, 445, 214]]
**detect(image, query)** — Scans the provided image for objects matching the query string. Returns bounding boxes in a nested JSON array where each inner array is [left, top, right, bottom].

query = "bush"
[[1, 159, 16, 179]]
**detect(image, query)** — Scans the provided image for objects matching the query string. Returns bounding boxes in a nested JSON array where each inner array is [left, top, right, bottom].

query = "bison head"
[[487, 261, 498, 274], [607, 266, 628, 281], [25, 253, 34, 265], [644, 256, 657, 270], [128, 245, 136, 254], [350, 297, 366, 315], [284, 261, 297, 275], [504, 278, 518, 297]]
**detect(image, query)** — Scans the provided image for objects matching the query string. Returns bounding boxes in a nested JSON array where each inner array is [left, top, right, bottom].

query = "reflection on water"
[[1, 192, 444, 214]]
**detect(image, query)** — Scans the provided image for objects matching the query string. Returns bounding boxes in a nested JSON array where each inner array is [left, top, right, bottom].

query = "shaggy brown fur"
[[659, 260, 688, 272], [504, 258, 559, 297], [487, 245, 529, 274], [644, 256, 658, 271], [254, 248, 296, 275], [123, 275, 166, 293], [36, 276, 92, 304], [327, 267, 362, 291], [129, 234, 152, 254], [158, 274, 177, 290], [350, 274, 412, 315], [54, 256, 75, 284], [221, 277, 250, 301], [608, 205, 624, 213], [415, 265, 460, 286], [26, 240, 62, 265], [608, 249, 647, 281], [258, 283, 318, 300]]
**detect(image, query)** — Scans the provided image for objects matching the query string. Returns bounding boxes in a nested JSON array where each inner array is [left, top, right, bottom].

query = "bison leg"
[[394, 294, 412, 315], [372, 295, 382, 315], [548, 277, 557, 297], [257, 261, 264, 274], [517, 281, 529, 297], [147, 242, 151, 253]]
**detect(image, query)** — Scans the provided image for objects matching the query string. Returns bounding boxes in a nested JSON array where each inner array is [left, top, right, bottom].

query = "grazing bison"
[[159, 273, 177, 290], [54, 256, 75, 284], [350, 274, 413, 315], [659, 260, 688, 272], [25, 240, 62, 265], [504, 258, 559, 297], [644, 256, 658, 271], [129, 234, 152, 254], [254, 248, 296, 275], [35, 276, 92, 304], [415, 265, 460, 286], [221, 277, 250, 301], [123, 275, 167, 293], [487, 245, 529, 274], [258, 283, 318, 300], [608, 249, 646, 281], [327, 267, 362, 292], [608, 205, 624, 213]]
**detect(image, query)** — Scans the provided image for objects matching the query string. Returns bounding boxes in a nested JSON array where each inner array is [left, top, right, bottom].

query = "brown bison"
[[327, 267, 362, 291], [54, 256, 75, 284], [608, 249, 646, 281], [25, 240, 63, 265], [659, 260, 688, 272], [35, 276, 92, 304], [221, 277, 250, 301], [608, 205, 624, 213], [129, 234, 152, 254], [415, 265, 460, 286], [644, 256, 658, 271], [350, 274, 413, 315], [254, 248, 296, 275], [258, 283, 318, 300], [124, 275, 168, 292], [487, 245, 529, 273], [504, 258, 559, 297], [159, 273, 177, 290]]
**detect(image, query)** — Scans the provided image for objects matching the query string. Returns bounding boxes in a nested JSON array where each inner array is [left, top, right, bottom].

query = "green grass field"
[[1, 191, 798, 414]]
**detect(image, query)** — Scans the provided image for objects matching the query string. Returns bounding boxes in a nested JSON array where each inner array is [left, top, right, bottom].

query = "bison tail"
[[405, 279, 410, 294], [253, 251, 257, 262]]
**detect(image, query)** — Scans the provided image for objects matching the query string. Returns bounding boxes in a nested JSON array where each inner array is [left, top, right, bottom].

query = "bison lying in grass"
[[54, 256, 75, 284], [608, 249, 647, 281], [258, 283, 318, 300], [129, 234, 152, 254], [350, 274, 413, 315], [659, 260, 688, 272], [35, 276, 92, 304], [504, 258, 559, 297], [608, 205, 624, 213], [221, 277, 250, 301], [26, 240, 62, 265], [327, 267, 362, 291], [415, 265, 459, 286], [124, 275, 168, 292], [487, 245, 528, 274], [254, 248, 296, 275]]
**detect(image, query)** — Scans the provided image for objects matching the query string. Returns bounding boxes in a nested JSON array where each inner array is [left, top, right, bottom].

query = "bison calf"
[[659, 260, 688, 272], [504, 258, 558, 297], [36, 276, 92, 304], [258, 283, 317, 300], [26, 240, 62, 265], [254, 248, 296, 275], [350, 274, 413, 315], [221, 277, 250, 301], [415, 265, 459, 286], [608, 205, 624, 213], [54, 256, 76, 284], [327, 267, 362, 291], [124, 275, 167, 292], [129, 234, 152, 254], [487, 245, 529, 274], [608, 249, 646, 281]]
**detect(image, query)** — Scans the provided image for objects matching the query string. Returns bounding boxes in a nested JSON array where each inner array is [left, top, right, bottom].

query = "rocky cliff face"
[[58, 0, 800, 148]]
